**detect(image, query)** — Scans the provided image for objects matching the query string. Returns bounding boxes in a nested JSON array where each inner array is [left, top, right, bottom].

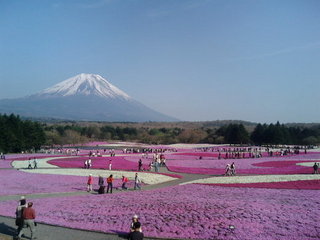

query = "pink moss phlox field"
[[0, 170, 132, 196], [0, 184, 319, 240], [201, 180, 320, 190], [0, 160, 12, 168], [48, 156, 151, 171], [165, 152, 320, 175], [48, 156, 183, 178]]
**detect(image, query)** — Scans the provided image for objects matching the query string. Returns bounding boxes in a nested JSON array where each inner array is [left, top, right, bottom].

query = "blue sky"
[[0, 0, 319, 123]]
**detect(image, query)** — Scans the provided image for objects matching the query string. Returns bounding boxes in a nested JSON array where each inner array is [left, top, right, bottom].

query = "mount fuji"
[[0, 74, 178, 122]]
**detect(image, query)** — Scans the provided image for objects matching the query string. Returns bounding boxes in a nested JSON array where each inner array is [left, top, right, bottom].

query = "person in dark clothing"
[[138, 159, 143, 171], [15, 196, 27, 236], [129, 222, 143, 240], [313, 162, 319, 174], [98, 175, 104, 187]]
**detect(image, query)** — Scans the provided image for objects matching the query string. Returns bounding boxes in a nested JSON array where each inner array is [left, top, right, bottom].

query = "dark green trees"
[[0, 114, 45, 153], [250, 122, 320, 145], [216, 124, 250, 144]]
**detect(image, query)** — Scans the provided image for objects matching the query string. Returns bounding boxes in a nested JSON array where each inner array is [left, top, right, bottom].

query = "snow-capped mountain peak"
[[38, 73, 131, 100]]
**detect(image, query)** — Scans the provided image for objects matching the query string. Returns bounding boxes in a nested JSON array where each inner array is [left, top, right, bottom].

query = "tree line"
[[0, 114, 45, 153], [1, 114, 319, 153], [44, 121, 320, 146]]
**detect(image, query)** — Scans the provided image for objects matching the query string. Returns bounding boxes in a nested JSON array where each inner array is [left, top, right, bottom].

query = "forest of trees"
[[44, 121, 320, 146], [1, 114, 319, 153], [0, 114, 46, 153]]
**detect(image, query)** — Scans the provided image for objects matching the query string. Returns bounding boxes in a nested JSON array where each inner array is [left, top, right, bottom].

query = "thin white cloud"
[[228, 41, 320, 62], [253, 41, 320, 59]]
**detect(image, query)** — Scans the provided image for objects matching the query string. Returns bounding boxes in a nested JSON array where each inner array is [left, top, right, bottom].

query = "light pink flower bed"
[[0, 184, 319, 240], [0, 160, 12, 168], [165, 153, 320, 175], [0, 170, 132, 196]]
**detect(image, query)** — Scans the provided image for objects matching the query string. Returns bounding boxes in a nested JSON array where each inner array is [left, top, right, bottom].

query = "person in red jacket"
[[87, 174, 93, 192], [106, 174, 114, 193], [17, 202, 36, 240], [122, 175, 128, 190]]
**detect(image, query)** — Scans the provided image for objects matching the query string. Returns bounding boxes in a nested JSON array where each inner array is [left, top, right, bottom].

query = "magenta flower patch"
[[165, 153, 320, 175]]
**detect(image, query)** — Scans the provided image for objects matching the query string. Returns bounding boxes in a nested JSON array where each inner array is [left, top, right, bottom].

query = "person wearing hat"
[[128, 221, 144, 240], [15, 196, 27, 236], [17, 202, 36, 240], [87, 174, 93, 192], [130, 215, 142, 233]]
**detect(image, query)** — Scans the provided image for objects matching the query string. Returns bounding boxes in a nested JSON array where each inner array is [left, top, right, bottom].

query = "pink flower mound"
[[0, 170, 130, 196], [202, 180, 320, 190], [49, 156, 151, 171], [165, 153, 320, 175], [0, 185, 319, 240], [0, 160, 12, 168]]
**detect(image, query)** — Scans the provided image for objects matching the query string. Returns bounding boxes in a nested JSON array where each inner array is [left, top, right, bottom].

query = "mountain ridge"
[[0, 74, 178, 122], [34, 73, 131, 100]]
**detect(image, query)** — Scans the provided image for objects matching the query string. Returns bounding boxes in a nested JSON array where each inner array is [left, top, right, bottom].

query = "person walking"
[[138, 159, 143, 171], [98, 175, 104, 187], [230, 162, 236, 176], [134, 173, 141, 190], [98, 175, 105, 194], [15, 196, 27, 237], [88, 158, 92, 169], [109, 160, 112, 170], [122, 175, 128, 190], [33, 158, 38, 169], [313, 162, 319, 174], [17, 202, 36, 240], [87, 174, 93, 192], [225, 164, 231, 176], [106, 174, 114, 193]]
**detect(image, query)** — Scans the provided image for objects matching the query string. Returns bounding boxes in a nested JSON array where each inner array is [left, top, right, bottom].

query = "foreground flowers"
[[0, 184, 319, 240]]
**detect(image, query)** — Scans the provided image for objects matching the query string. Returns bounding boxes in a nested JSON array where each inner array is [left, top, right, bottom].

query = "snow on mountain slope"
[[0, 73, 179, 121], [38, 73, 131, 100]]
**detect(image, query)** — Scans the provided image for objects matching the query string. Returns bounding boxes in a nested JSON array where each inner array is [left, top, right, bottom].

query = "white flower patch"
[[11, 156, 78, 169], [297, 162, 320, 167], [19, 168, 177, 185], [180, 174, 320, 185]]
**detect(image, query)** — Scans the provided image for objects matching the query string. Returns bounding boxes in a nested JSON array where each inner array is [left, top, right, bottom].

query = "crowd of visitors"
[[87, 173, 142, 193]]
